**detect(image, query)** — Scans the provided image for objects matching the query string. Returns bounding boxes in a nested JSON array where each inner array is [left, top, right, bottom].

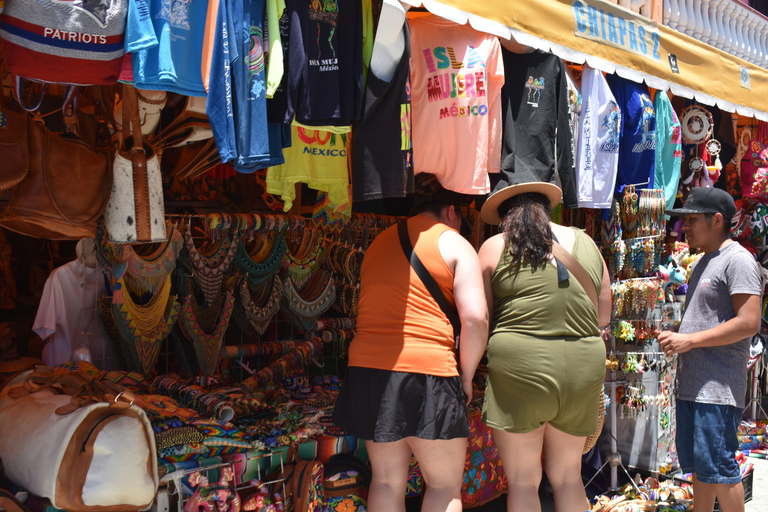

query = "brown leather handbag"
[[0, 103, 112, 240], [0, 90, 30, 194]]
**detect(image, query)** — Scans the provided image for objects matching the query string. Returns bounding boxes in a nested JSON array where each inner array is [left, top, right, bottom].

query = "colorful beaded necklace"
[[239, 276, 284, 335], [179, 284, 235, 376], [281, 269, 336, 333], [235, 232, 286, 285], [283, 228, 326, 284], [183, 221, 239, 306], [111, 273, 180, 377], [118, 228, 183, 295]]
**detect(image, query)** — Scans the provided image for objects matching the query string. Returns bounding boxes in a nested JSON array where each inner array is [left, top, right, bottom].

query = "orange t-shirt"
[[348, 215, 458, 376]]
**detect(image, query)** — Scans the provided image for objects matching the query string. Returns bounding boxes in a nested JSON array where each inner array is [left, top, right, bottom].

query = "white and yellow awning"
[[403, 0, 768, 121]]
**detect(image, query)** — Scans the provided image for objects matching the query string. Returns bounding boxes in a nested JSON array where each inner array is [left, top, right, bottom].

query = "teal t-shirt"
[[653, 90, 682, 212]]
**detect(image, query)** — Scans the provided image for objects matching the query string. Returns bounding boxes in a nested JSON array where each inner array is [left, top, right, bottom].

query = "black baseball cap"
[[667, 187, 736, 223]]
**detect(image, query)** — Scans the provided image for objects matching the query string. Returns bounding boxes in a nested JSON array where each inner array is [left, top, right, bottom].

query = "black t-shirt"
[[494, 49, 576, 208]]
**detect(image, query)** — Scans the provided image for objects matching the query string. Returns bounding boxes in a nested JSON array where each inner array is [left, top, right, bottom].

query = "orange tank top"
[[348, 215, 458, 376]]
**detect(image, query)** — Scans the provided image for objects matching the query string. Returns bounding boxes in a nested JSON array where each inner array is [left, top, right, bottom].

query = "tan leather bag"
[[0, 88, 112, 240]]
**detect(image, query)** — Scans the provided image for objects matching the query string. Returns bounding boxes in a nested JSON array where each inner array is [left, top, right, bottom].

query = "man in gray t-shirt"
[[661, 187, 762, 512]]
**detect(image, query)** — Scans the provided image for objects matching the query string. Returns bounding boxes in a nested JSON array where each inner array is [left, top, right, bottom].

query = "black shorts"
[[332, 366, 470, 442]]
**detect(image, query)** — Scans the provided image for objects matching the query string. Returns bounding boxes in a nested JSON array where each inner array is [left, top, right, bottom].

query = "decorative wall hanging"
[[679, 105, 713, 144]]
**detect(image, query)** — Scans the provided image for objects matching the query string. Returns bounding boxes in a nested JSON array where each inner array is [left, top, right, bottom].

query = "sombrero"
[[480, 182, 562, 225]]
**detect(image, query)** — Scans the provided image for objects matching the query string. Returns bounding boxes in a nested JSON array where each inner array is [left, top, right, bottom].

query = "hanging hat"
[[480, 182, 562, 225]]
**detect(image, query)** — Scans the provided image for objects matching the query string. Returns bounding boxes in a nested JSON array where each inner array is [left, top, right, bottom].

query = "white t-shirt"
[[33, 259, 110, 369], [576, 66, 621, 209]]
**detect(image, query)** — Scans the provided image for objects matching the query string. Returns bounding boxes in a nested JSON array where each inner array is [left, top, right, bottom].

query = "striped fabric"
[[0, 0, 127, 85]]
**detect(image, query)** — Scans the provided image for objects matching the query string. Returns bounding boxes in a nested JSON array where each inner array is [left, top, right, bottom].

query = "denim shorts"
[[675, 399, 742, 484]]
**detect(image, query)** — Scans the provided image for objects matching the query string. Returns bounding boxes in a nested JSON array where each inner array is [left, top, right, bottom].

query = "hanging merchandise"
[[0, 94, 112, 240], [575, 65, 620, 209], [496, 48, 575, 205], [205, 0, 285, 172], [653, 91, 682, 212], [409, 14, 504, 195], [741, 123, 768, 199], [114, 89, 167, 137], [351, 17, 414, 202], [97, 227, 183, 296], [179, 284, 235, 377], [564, 65, 582, 180], [104, 84, 166, 244], [679, 105, 714, 145], [235, 233, 287, 285], [0, 0, 128, 85], [182, 222, 238, 306], [605, 74, 656, 194], [283, 0, 364, 128], [238, 276, 284, 335], [265, 126, 351, 212], [282, 269, 337, 334], [0, 90, 30, 194], [127, 0, 208, 96], [110, 270, 179, 377]]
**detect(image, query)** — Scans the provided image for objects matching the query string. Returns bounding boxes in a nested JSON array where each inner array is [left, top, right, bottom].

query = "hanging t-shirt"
[[33, 259, 110, 369], [653, 90, 682, 212], [495, 49, 576, 207], [351, 21, 412, 202], [129, 0, 208, 96], [207, 0, 284, 170], [565, 66, 582, 181], [282, 0, 364, 127], [265, 125, 350, 211], [576, 66, 621, 209], [605, 74, 656, 193], [409, 14, 504, 195]]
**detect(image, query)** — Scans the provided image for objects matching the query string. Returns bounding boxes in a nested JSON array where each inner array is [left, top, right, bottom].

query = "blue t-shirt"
[[208, 0, 284, 171], [605, 74, 656, 194], [129, 0, 208, 96], [125, 0, 158, 53]]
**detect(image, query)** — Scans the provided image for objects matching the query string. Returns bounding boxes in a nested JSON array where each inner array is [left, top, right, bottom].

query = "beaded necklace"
[[281, 269, 336, 333], [183, 221, 239, 306], [239, 276, 284, 335], [283, 228, 326, 284], [119, 228, 183, 295], [112, 274, 180, 376], [98, 296, 134, 371], [179, 285, 235, 376], [235, 232, 286, 285]]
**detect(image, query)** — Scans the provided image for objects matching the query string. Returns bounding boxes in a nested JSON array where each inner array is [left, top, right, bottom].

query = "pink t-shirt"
[[409, 14, 504, 194]]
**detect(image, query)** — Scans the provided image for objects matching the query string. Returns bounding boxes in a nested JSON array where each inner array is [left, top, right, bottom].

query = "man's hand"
[[658, 330, 695, 356], [461, 376, 473, 407]]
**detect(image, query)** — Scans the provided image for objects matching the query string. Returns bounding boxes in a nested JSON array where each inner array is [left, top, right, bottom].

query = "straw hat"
[[480, 182, 563, 225]]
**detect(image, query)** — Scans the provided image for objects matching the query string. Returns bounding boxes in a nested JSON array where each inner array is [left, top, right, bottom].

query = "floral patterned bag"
[[741, 122, 768, 197]]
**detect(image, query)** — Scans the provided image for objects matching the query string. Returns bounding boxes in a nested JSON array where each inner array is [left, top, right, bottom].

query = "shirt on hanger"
[[409, 14, 504, 195], [129, 0, 209, 96], [653, 90, 682, 212], [605, 73, 656, 193], [495, 49, 576, 207], [33, 260, 110, 369], [351, 20, 413, 202], [576, 66, 621, 209], [265, 125, 351, 212]]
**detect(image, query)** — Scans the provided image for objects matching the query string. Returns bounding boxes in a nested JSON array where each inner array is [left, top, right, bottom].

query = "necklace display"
[[235, 232, 286, 285], [283, 228, 326, 285], [238, 275, 284, 335], [179, 279, 235, 376], [111, 272, 180, 376], [282, 269, 336, 334], [621, 186, 639, 239], [183, 221, 238, 306]]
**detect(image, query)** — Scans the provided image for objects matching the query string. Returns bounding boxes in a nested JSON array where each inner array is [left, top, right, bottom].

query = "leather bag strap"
[[123, 84, 152, 241], [550, 241, 599, 313], [397, 221, 461, 340]]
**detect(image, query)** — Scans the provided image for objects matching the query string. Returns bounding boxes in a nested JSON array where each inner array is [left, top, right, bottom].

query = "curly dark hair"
[[499, 192, 553, 271]]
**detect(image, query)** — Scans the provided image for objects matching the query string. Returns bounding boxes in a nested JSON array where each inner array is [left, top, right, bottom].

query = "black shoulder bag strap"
[[397, 221, 461, 347]]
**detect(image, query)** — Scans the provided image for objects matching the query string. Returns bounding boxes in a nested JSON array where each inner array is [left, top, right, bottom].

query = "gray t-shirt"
[[676, 241, 762, 408]]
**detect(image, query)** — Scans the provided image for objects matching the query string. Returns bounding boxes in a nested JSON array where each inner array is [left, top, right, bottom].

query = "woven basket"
[[583, 387, 606, 454]]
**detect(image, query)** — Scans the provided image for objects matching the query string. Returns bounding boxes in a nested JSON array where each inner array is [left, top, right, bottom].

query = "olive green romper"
[[481, 228, 606, 436]]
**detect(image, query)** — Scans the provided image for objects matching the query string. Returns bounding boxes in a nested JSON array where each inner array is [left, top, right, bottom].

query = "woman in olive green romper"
[[478, 183, 612, 512]]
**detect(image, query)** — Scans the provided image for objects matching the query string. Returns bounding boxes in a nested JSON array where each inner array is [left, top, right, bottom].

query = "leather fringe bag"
[[0, 89, 112, 240], [104, 84, 166, 243], [0, 367, 158, 512]]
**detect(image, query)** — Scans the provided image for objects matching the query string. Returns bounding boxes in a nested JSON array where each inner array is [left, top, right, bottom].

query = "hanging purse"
[[740, 122, 768, 196], [0, 87, 112, 240], [104, 84, 166, 243]]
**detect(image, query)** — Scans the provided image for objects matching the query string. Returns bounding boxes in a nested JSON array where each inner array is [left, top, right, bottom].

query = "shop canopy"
[[404, 0, 768, 121]]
